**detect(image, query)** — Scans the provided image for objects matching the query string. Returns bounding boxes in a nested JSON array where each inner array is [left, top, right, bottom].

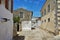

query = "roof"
[[13, 8, 33, 13]]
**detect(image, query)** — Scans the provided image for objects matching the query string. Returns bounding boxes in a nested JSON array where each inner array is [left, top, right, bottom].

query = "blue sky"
[[13, 0, 46, 17]]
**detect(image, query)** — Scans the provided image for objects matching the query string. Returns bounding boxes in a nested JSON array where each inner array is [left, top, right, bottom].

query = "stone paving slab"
[[18, 28, 54, 40], [13, 28, 60, 40]]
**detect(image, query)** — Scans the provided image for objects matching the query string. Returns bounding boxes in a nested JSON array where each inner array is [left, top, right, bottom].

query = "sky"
[[13, 0, 46, 17]]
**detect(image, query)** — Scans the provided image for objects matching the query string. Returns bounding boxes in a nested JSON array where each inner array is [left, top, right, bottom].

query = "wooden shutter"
[[0, 0, 1, 4], [5, 0, 8, 9], [11, 0, 13, 13]]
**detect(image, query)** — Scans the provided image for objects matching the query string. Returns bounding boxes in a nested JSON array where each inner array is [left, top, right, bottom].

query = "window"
[[0, 0, 1, 4], [11, 0, 13, 13], [5, 0, 9, 9], [42, 14, 43, 17], [44, 20, 46, 22], [20, 12, 23, 18], [57, 16, 60, 17], [42, 21, 43, 23], [58, 20, 60, 22], [57, 8, 60, 10], [42, 12, 43, 16], [57, 11, 60, 13], [44, 9, 46, 15], [58, 3, 60, 5], [48, 4, 50, 12], [58, 24, 60, 26], [48, 18, 50, 22], [31, 27, 35, 30]]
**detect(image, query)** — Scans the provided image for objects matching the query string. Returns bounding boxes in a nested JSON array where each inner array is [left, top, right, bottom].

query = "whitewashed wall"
[[0, 5, 13, 40], [22, 21, 31, 31], [31, 20, 41, 28], [37, 20, 41, 27]]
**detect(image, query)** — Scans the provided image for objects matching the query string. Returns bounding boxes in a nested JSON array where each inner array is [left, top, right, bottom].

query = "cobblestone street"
[[13, 28, 60, 40], [13, 28, 55, 40]]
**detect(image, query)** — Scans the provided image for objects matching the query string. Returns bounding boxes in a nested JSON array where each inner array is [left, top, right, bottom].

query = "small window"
[[44, 20, 46, 22], [0, 0, 1, 4], [48, 4, 50, 12], [57, 11, 60, 13], [58, 24, 60, 26], [31, 27, 35, 30], [57, 8, 60, 10], [58, 20, 60, 22], [42, 21, 43, 23], [44, 9, 46, 15], [41, 12, 43, 16], [42, 13, 43, 17], [57, 16, 60, 17], [20, 12, 23, 18], [48, 18, 50, 22], [5, 0, 9, 9]]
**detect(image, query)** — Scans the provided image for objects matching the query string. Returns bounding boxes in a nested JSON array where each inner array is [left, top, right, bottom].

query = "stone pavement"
[[13, 35, 25, 40], [18, 28, 55, 40]]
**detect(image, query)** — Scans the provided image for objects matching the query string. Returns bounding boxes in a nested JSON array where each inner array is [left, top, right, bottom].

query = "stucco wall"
[[41, 11, 56, 33], [40, 0, 56, 33], [22, 21, 31, 31], [0, 5, 13, 40]]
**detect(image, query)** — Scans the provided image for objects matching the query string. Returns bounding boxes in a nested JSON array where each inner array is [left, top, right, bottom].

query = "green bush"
[[13, 16, 20, 23]]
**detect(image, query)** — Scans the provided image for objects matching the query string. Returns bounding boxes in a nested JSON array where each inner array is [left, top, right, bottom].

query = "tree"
[[13, 16, 20, 23]]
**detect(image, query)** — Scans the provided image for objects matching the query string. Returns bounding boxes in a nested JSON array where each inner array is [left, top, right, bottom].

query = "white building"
[[31, 17, 41, 29], [19, 17, 41, 31], [22, 21, 31, 31], [0, 0, 13, 40]]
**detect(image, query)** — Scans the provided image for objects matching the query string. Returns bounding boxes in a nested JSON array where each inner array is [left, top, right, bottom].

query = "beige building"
[[13, 8, 33, 32], [14, 8, 33, 21], [40, 0, 60, 35]]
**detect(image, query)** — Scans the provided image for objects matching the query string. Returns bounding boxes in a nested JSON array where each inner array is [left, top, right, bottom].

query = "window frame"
[[48, 18, 50, 22], [48, 4, 50, 12], [0, 0, 1, 4], [5, 0, 9, 9], [44, 9, 46, 15], [20, 12, 23, 18], [44, 20, 46, 22]]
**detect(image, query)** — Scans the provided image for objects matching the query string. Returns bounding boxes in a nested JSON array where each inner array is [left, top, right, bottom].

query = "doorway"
[[17, 24, 19, 31]]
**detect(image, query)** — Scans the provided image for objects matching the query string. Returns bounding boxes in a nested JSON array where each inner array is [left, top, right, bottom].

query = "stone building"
[[13, 8, 33, 32], [0, 0, 13, 40], [40, 0, 60, 35]]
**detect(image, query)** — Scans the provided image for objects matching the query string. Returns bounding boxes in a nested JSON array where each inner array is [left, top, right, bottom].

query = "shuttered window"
[[5, 0, 8, 9], [0, 0, 1, 4], [11, 0, 13, 13]]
